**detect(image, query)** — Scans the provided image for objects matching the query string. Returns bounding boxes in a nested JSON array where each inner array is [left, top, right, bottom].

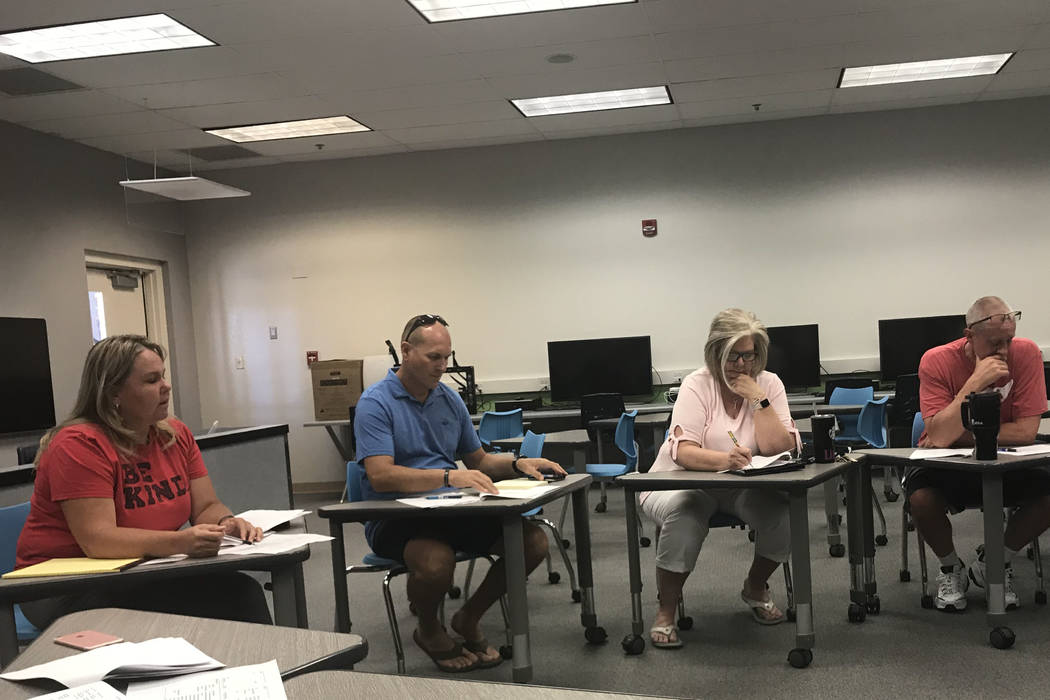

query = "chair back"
[[580, 393, 625, 439], [910, 412, 925, 448], [889, 373, 920, 427], [519, 430, 546, 459], [478, 409, 524, 446], [829, 386, 874, 439], [856, 396, 889, 448], [823, 379, 878, 405], [15, 444, 38, 466], [0, 502, 31, 575], [614, 411, 639, 470], [345, 462, 366, 503]]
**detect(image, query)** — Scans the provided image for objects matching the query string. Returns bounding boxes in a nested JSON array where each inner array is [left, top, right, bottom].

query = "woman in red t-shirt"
[[16, 335, 272, 628]]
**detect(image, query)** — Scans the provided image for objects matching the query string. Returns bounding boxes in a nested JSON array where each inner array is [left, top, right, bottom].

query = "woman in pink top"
[[640, 309, 800, 648]]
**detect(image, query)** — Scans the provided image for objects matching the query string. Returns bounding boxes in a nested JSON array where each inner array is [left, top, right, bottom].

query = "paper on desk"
[[908, 448, 973, 460], [35, 681, 127, 699], [396, 496, 484, 508], [125, 660, 286, 700], [235, 509, 310, 533], [483, 482, 552, 499], [0, 638, 223, 687], [718, 452, 792, 473], [217, 532, 332, 556], [1002, 444, 1050, 456]]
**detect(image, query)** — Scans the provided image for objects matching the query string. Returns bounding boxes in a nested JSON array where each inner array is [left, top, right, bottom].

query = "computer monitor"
[[547, 335, 652, 402], [0, 317, 56, 434], [765, 324, 820, 391], [878, 314, 966, 381]]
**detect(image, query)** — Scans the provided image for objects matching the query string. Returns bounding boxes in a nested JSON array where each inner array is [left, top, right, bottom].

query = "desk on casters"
[[615, 458, 878, 668], [319, 474, 604, 684], [857, 447, 1050, 650]]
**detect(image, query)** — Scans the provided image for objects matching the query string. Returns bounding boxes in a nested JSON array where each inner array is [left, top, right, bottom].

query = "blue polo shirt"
[[354, 369, 481, 511]]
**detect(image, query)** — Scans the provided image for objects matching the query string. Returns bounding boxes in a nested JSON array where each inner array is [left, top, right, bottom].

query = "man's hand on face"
[[969, 355, 1010, 393]]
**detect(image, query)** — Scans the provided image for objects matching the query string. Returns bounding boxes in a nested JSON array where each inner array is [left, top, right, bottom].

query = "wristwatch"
[[511, 457, 526, 477], [443, 467, 451, 488], [752, 397, 771, 410]]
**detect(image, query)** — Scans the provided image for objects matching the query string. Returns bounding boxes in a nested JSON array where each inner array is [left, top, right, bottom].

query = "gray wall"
[[182, 95, 1050, 485], [0, 119, 202, 465]]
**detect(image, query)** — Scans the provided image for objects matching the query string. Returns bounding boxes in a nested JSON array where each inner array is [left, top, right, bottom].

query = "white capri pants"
[[640, 488, 791, 574]]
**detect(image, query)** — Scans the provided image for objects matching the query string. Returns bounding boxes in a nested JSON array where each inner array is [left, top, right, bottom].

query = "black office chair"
[[15, 444, 38, 466], [882, 373, 920, 502], [580, 393, 625, 442]]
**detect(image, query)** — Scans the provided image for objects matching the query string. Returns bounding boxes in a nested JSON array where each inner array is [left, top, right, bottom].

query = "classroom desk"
[[616, 457, 878, 668], [471, 403, 673, 424], [0, 523, 312, 667], [1038, 417, 1050, 441], [856, 447, 1050, 649], [788, 404, 863, 420], [319, 474, 603, 684], [0, 608, 366, 697]]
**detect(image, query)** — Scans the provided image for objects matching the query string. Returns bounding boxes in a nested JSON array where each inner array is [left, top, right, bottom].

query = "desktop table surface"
[[617, 460, 852, 490], [492, 429, 592, 447], [0, 608, 365, 697], [855, 447, 1050, 472]]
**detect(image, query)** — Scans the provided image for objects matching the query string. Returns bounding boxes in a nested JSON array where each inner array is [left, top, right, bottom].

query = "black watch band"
[[443, 468, 451, 488], [511, 457, 525, 477], [753, 397, 771, 410]]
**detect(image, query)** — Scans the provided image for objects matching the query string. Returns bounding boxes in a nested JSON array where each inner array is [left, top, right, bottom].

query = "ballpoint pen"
[[727, 430, 740, 447], [426, 493, 464, 500]]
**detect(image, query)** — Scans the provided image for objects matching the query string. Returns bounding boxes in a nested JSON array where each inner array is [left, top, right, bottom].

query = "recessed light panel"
[[408, 0, 634, 23], [0, 14, 214, 63], [839, 53, 1013, 88], [205, 116, 371, 143], [512, 86, 671, 117]]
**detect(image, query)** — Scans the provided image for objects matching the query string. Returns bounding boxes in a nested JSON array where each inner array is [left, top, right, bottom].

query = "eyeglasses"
[[967, 310, 1021, 329], [402, 314, 448, 341], [726, 351, 757, 364]]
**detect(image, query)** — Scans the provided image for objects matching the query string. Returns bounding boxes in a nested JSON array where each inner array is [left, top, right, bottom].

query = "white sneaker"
[[968, 549, 1019, 610], [935, 564, 969, 611]]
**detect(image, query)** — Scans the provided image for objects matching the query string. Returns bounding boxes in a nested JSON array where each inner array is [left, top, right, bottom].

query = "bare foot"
[[450, 609, 500, 665]]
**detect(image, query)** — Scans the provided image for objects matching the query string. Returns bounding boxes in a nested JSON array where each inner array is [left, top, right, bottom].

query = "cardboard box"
[[311, 359, 363, 420]]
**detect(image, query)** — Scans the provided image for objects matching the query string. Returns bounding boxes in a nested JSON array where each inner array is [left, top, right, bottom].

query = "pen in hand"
[[727, 430, 740, 447]]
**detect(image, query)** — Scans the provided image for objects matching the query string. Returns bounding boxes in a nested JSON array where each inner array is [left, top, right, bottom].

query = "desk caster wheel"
[[448, 585, 461, 600], [595, 502, 607, 514], [677, 616, 693, 631], [1036, 590, 1047, 605], [848, 602, 866, 623], [787, 608, 797, 622], [875, 535, 888, 546], [899, 569, 911, 582], [585, 626, 608, 644], [621, 634, 645, 655], [829, 543, 845, 558], [562, 539, 571, 549], [866, 596, 880, 615], [885, 490, 899, 502], [640, 536, 651, 548], [548, 571, 561, 584], [990, 627, 1015, 649], [829, 513, 842, 528], [572, 589, 582, 603], [787, 648, 812, 668], [920, 594, 934, 609], [748, 530, 756, 542], [500, 645, 513, 659]]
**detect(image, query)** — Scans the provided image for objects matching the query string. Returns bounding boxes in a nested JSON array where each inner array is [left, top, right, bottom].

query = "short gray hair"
[[965, 296, 1011, 327], [703, 308, 769, 386]]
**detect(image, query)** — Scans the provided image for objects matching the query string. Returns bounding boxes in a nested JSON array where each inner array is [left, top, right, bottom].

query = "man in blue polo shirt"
[[355, 313, 565, 673]]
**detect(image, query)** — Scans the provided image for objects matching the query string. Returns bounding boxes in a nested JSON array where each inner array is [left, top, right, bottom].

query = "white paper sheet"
[[234, 509, 310, 533], [35, 681, 126, 699], [483, 485, 552, 499], [396, 496, 484, 508], [217, 532, 332, 556], [0, 638, 223, 688], [718, 452, 793, 473], [1000, 444, 1050, 456], [908, 448, 973, 460], [125, 660, 287, 700]]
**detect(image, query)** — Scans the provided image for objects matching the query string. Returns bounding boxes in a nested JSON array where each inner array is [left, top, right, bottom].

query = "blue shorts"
[[368, 515, 503, 561]]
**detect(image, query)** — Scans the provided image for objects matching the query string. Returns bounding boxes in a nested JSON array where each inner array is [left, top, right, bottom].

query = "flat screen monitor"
[[547, 336, 652, 402], [0, 317, 57, 434], [765, 324, 820, 391], [878, 314, 966, 381]]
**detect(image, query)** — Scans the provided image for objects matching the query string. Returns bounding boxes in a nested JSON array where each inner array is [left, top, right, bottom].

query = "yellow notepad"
[[2, 557, 143, 579]]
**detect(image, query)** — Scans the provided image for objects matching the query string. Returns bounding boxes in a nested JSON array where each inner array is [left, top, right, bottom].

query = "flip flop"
[[413, 628, 479, 673], [649, 624, 683, 649], [740, 589, 786, 626], [461, 637, 504, 669]]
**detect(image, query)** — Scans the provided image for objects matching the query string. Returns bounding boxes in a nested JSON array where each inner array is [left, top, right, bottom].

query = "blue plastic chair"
[[856, 396, 890, 449], [478, 409, 524, 450], [0, 502, 42, 643], [910, 412, 925, 448], [830, 386, 875, 442], [585, 410, 638, 514]]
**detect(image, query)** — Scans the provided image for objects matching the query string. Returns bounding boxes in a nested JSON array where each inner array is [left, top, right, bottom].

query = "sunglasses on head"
[[403, 314, 448, 341]]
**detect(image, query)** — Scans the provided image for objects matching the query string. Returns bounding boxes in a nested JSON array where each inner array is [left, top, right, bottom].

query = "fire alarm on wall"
[[642, 219, 657, 237]]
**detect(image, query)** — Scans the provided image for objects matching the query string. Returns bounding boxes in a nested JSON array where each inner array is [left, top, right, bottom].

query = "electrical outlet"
[[269, 326, 278, 340], [673, 375, 683, 384], [235, 356, 245, 370]]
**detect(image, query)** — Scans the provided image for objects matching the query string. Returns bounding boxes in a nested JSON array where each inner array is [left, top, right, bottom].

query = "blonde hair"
[[37, 335, 175, 462], [703, 308, 769, 386]]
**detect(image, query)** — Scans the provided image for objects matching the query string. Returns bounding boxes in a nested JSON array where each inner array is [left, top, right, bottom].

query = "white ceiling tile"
[[102, 74, 310, 110], [830, 74, 993, 105], [488, 63, 669, 99], [466, 36, 660, 78], [0, 89, 140, 122], [541, 121, 681, 142], [156, 96, 342, 129], [191, 155, 285, 171], [355, 100, 520, 130], [976, 86, 1050, 101], [675, 90, 833, 119], [322, 80, 503, 112], [225, 26, 450, 69], [279, 54, 480, 92], [40, 46, 275, 89], [673, 70, 839, 103], [384, 118, 539, 145], [528, 103, 680, 134], [274, 144, 411, 163], [827, 93, 979, 114], [680, 105, 829, 129], [1002, 48, 1050, 72], [22, 110, 190, 140], [644, 0, 861, 33], [665, 45, 844, 83], [984, 66, 1050, 92], [78, 128, 226, 154], [238, 130, 400, 156], [407, 133, 546, 152], [1027, 23, 1050, 48]]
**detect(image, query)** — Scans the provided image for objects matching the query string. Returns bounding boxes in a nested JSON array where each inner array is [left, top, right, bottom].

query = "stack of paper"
[[36, 682, 126, 699], [908, 448, 973, 460], [485, 478, 553, 499], [126, 660, 286, 699], [0, 638, 223, 687], [234, 509, 310, 532]]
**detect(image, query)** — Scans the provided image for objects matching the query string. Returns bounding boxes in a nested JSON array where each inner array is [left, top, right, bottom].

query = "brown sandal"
[[413, 628, 479, 673]]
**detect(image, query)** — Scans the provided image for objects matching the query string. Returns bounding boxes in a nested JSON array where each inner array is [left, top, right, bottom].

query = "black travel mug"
[[811, 414, 837, 463]]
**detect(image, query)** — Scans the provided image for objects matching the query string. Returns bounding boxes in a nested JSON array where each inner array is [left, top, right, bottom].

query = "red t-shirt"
[[15, 418, 208, 568], [918, 336, 1047, 444]]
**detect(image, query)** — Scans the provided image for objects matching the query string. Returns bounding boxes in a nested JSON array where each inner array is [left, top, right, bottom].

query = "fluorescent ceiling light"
[[0, 14, 214, 64], [407, 0, 635, 23], [119, 177, 250, 201], [204, 116, 371, 143], [839, 53, 1013, 88], [512, 86, 671, 117]]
